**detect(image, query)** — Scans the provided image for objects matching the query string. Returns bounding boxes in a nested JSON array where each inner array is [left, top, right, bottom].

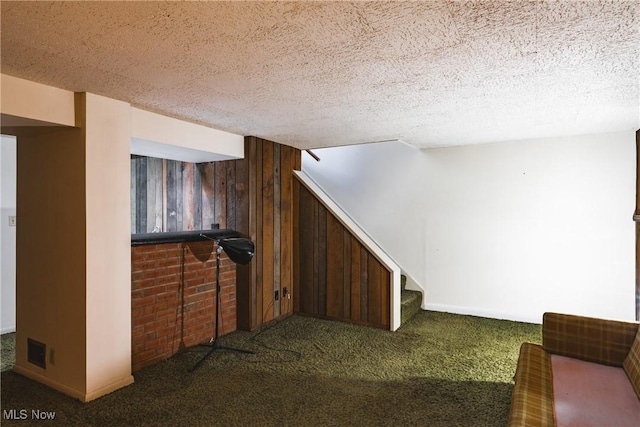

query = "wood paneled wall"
[[294, 178, 391, 329], [131, 138, 393, 331], [131, 138, 301, 332], [131, 157, 237, 233], [235, 137, 301, 330]]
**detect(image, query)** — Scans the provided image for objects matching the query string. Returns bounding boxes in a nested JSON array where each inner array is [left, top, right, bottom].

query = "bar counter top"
[[131, 229, 240, 246]]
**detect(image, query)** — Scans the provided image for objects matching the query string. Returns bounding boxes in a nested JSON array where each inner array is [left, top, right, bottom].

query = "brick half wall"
[[131, 241, 237, 372]]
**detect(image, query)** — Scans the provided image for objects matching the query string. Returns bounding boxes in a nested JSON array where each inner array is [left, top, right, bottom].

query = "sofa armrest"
[[542, 312, 639, 366], [507, 343, 555, 427]]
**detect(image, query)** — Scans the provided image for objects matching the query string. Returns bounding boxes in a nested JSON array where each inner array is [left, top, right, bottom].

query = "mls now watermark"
[[3, 409, 56, 420]]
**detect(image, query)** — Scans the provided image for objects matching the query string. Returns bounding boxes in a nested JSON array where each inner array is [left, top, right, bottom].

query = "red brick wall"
[[131, 241, 237, 372]]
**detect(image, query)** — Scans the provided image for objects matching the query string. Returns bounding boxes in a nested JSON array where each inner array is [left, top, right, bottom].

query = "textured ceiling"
[[1, 1, 639, 150]]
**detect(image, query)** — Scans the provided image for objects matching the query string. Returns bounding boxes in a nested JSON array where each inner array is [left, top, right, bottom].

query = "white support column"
[[82, 93, 134, 400]]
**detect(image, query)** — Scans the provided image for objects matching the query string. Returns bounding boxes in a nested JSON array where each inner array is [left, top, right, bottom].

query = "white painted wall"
[[303, 132, 636, 323], [303, 141, 428, 292], [423, 133, 635, 323], [1, 135, 17, 334]]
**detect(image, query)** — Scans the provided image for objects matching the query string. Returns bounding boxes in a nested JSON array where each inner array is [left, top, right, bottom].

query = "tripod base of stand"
[[187, 239, 257, 373], [189, 340, 256, 372]]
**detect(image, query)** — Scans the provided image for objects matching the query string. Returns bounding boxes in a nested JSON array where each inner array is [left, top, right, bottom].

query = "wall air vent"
[[27, 338, 46, 369]]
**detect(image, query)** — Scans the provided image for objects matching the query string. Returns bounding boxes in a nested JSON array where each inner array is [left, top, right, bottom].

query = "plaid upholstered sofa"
[[507, 312, 640, 426]]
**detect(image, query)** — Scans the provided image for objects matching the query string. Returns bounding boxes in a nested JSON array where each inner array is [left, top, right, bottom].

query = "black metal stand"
[[189, 245, 255, 372]]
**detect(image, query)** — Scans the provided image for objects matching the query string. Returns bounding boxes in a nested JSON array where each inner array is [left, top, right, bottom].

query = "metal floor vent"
[[27, 338, 46, 369]]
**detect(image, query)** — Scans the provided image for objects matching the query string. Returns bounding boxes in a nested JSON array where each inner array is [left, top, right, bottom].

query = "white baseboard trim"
[[13, 364, 134, 402], [13, 364, 87, 401], [84, 376, 135, 402], [423, 303, 542, 324], [1, 326, 16, 334]]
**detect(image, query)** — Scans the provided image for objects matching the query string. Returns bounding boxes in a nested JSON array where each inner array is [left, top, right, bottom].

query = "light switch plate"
[[8, 216, 16, 227]]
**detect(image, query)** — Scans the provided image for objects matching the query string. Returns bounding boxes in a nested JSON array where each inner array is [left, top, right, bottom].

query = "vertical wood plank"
[[312, 197, 319, 314], [273, 143, 281, 319], [367, 254, 382, 325], [342, 229, 351, 319], [360, 248, 368, 323], [176, 161, 183, 231], [166, 160, 178, 232], [162, 159, 167, 232], [226, 161, 237, 231], [317, 203, 327, 316], [293, 171, 301, 313], [252, 137, 262, 329], [350, 236, 361, 322], [182, 162, 194, 230], [294, 150, 302, 171], [152, 157, 163, 232], [280, 146, 293, 315], [261, 140, 275, 324], [130, 158, 137, 233], [326, 214, 343, 318], [236, 154, 249, 236], [136, 157, 147, 233], [381, 267, 390, 328], [215, 161, 227, 229], [235, 150, 250, 330], [146, 157, 163, 232], [193, 163, 202, 230], [298, 183, 315, 314], [200, 162, 216, 230]]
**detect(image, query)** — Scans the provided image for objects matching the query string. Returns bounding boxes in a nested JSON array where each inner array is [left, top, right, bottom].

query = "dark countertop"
[[131, 229, 241, 246]]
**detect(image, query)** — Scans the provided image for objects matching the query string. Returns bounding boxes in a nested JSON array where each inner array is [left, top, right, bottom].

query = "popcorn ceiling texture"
[[1, 1, 638, 149]]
